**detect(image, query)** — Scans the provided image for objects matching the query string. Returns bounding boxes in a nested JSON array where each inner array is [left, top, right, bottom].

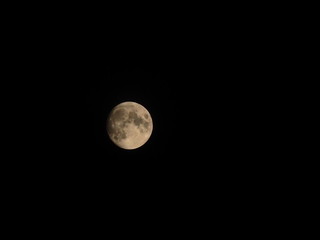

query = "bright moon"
[[107, 101, 153, 150]]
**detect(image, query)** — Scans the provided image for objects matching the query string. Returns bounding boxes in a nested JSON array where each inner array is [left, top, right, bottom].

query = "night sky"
[[13, 39, 266, 189], [5, 8, 277, 232], [27, 49, 264, 198]]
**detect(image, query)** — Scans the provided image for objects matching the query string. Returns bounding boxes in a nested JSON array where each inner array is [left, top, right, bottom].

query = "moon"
[[107, 101, 153, 150]]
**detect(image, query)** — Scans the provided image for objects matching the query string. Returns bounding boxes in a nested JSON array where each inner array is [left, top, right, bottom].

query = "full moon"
[[106, 101, 153, 150]]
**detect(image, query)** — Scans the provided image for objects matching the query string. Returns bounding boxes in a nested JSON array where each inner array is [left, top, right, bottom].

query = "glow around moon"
[[107, 101, 153, 150]]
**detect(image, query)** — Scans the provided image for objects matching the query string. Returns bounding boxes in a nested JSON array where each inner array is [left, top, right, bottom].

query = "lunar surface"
[[107, 101, 153, 150]]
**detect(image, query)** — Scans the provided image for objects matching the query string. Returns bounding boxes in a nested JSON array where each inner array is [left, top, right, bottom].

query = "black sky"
[[11, 26, 269, 184], [4, 7, 279, 231], [22, 45, 266, 192]]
